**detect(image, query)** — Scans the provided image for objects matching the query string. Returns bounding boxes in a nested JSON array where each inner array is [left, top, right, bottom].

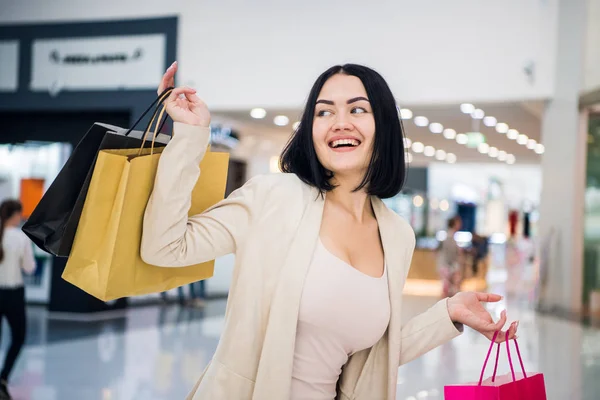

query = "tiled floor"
[[1, 294, 599, 399]]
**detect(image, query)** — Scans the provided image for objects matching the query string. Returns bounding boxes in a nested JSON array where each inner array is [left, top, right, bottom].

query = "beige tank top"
[[291, 238, 390, 400]]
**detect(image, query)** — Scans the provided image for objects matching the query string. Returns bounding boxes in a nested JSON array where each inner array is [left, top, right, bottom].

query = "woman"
[[438, 216, 464, 298], [0, 200, 35, 400], [141, 62, 517, 400]]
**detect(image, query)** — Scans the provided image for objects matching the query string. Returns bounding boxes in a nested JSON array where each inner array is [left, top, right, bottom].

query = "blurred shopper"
[[438, 216, 463, 298], [141, 62, 516, 399], [470, 233, 489, 276], [0, 200, 35, 400]]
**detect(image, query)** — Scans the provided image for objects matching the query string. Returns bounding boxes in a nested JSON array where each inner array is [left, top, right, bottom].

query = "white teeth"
[[330, 139, 360, 148]]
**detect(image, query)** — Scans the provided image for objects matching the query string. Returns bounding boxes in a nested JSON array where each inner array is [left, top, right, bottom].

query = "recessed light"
[[274, 115, 289, 126], [460, 103, 475, 114], [424, 146, 435, 157], [471, 109, 485, 119], [443, 128, 457, 139], [446, 153, 457, 163], [488, 147, 499, 157], [400, 108, 413, 120], [478, 143, 490, 154], [498, 151, 507, 161], [527, 139, 537, 149], [517, 134, 529, 145], [429, 123, 444, 134], [535, 144, 545, 154], [483, 116, 497, 127], [413, 195, 424, 208], [250, 108, 267, 119], [506, 154, 516, 164], [435, 149, 447, 160], [507, 129, 519, 140], [496, 123, 509, 134], [440, 199, 450, 211], [292, 121, 300, 130], [412, 142, 425, 153], [414, 116, 429, 127], [403, 138, 412, 148], [456, 133, 468, 145]]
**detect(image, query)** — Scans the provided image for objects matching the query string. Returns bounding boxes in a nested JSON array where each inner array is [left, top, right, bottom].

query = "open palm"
[[448, 292, 517, 342], [158, 61, 211, 127]]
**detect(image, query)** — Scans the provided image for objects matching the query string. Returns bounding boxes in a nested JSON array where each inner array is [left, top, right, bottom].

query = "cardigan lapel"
[[252, 187, 325, 399], [370, 198, 405, 399]]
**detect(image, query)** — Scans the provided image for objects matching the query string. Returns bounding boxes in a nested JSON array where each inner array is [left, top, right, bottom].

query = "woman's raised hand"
[[158, 61, 211, 127]]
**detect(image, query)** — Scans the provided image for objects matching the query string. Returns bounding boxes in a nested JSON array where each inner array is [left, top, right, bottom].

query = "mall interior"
[[1, 0, 600, 399]]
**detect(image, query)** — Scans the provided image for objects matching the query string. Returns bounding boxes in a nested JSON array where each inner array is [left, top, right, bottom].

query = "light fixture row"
[[399, 108, 516, 165], [404, 137, 457, 164], [251, 108, 301, 130], [460, 103, 545, 155]]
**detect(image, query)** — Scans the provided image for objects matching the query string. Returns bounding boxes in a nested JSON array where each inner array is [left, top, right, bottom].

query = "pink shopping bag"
[[444, 331, 547, 399]]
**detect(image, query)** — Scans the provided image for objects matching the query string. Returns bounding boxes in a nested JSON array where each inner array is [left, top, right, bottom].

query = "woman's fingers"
[[167, 86, 197, 103], [476, 292, 503, 303], [158, 61, 178, 94]]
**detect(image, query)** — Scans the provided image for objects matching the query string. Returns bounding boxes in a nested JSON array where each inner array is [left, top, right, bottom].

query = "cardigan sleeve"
[[141, 122, 266, 267], [398, 229, 463, 365]]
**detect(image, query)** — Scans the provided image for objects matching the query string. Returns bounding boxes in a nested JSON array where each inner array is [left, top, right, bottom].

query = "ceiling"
[[213, 100, 545, 165]]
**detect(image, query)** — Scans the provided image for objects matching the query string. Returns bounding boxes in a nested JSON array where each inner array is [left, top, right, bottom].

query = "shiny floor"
[[2, 264, 600, 399]]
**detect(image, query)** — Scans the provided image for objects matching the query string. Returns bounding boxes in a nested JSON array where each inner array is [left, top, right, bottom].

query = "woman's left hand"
[[447, 291, 518, 342]]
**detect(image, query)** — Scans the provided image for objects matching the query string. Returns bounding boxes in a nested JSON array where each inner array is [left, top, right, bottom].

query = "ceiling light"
[[413, 195, 424, 208], [446, 153, 457, 164], [424, 146, 436, 157], [456, 133, 468, 145], [429, 122, 443, 134], [460, 103, 475, 114], [400, 108, 413, 120], [435, 149, 447, 160], [506, 129, 518, 140], [506, 154, 516, 164], [517, 134, 529, 145], [471, 109, 485, 119], [527, 139, 537, 149], [403, 138, 412, 148], [488, 147, 499, 158], [273, 115, 289, 126], [483, 116, 497, 127], [496, 123, 509, 134], [414, 116, 429, 127], [478, 143, 490, 154], [250, 108, 267, 119], [412, 142, 425, 153], [406, 153, 413, 163], [292, 121, 300, 130], [535, 144, 545, 154], [498, 151, 507, 161], [443, 128, 457, 139], [440, 199, 450, 211]]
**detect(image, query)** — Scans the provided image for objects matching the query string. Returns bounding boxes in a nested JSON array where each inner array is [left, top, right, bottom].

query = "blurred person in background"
[[141, 62, 516, 400], [0, 200, 35, 400], [438, 216, 463, 298]]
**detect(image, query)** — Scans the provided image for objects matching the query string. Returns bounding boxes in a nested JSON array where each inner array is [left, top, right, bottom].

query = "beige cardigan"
[[141, 123, 462, 400]]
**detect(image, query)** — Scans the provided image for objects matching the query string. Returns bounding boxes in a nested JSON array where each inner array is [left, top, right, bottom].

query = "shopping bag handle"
[[478, 331, 527, 386], [124, 86, 174, 137]]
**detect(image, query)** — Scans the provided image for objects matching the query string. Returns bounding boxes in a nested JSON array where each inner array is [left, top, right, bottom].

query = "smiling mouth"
[[328, 138, 361, 149]]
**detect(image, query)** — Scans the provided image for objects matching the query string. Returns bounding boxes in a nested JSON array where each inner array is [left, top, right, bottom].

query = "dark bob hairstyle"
[[279, 64, 406, 199]]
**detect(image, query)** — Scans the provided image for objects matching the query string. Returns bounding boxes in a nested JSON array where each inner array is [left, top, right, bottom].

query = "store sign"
[[30, 34, 166, 93], [0, 41, 19, 92], [210, 125, 240, 150]]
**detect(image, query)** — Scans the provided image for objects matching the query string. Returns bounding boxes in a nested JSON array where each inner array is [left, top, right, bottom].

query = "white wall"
[[1, 0, 558, 108], [584, 0, 600, 92]]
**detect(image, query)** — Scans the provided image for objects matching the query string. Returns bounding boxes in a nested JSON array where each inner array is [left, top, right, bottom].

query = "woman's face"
[[312, 73, 375, 179]]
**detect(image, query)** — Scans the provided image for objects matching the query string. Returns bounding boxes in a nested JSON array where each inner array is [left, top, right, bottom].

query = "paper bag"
[[444, 332, 547, 399], [62, 145, 229, 301]]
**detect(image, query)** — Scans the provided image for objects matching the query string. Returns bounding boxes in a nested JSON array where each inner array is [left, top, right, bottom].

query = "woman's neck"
[[327, 178, 372, 223]]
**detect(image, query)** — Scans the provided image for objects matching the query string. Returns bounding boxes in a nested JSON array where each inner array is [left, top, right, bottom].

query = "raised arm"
[[140, 61, 264, 267]]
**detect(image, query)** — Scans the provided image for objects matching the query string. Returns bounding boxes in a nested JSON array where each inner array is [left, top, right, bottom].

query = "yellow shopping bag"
[[62, 141, 229, 301]]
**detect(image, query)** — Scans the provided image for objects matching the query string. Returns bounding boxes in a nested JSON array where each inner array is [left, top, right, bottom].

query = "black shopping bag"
[[22, 88, 174, 256]]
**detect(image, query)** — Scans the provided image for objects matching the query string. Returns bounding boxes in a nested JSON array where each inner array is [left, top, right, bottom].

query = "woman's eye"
[[351, 107, 367, 114], [317, 110, 332, 117]]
